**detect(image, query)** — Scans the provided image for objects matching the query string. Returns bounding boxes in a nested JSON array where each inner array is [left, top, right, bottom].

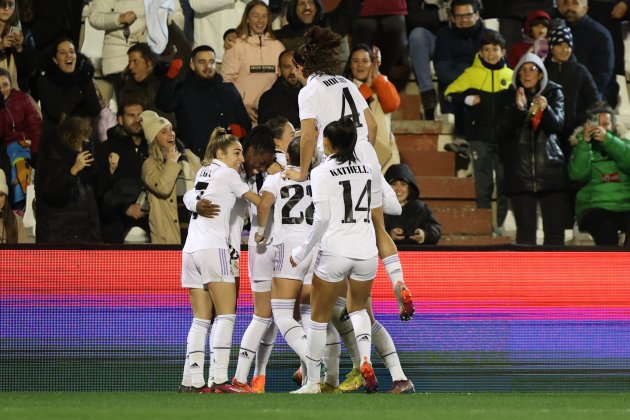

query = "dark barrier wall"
[[1, 247, 629, 391]]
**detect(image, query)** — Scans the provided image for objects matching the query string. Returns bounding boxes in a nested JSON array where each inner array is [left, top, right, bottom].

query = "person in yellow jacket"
[[445, 31, 513, 232]]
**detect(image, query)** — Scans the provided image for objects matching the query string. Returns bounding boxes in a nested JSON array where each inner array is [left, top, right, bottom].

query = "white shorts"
[[303, 245, 321, 286], [228, 243, 240, 278], [314, 250, 378, 283], [273, 242, 313, 281], [355, 141, 383, 208], [248, 243, 275, 293], [181, 248, 235, 288]]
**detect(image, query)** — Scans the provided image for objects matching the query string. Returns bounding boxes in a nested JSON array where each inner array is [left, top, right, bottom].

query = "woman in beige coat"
[[140, 111, 200, 244]]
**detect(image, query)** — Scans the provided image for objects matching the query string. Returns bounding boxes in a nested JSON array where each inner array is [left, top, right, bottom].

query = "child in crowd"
[[508, 10, 552, 69], [444, 31, 513, 233], [384, 163, 441, 245]]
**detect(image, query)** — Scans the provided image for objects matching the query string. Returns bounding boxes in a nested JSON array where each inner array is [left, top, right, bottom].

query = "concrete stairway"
[[391, 102, 511, 246]]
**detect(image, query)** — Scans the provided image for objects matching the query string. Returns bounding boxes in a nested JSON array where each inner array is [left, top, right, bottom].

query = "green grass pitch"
[[1, 393, 629, 420]]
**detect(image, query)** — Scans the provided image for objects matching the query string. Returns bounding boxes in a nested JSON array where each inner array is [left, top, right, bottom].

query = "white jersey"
[[311, 156, 377, 259], [260, 166, 313, 245], [299, 74, 370, 150], [246, 150, 285, 247], [183, 159, 250, 253]]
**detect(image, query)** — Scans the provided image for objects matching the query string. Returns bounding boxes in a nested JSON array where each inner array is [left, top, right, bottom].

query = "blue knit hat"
[[548, 26, 573, 49]]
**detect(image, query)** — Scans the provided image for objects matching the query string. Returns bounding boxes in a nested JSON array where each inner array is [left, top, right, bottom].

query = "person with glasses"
[[498, 53, 567, 245]]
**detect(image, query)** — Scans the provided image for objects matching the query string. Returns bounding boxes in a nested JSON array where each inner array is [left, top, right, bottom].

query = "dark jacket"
[[545, 54, 600, 154], [119, 63, 176, 125], [155, 71, 251, 158], [383, 164, 441, 245], [568, 14, 616, 102], [0, 27, 38, 92], [406, 0, 449, 34], [36, 53, 101, 143], [35, 132, 102, 243], [274, 0, 363, 63], [498, 53, 567, 195], [257, 77, 301, 128]]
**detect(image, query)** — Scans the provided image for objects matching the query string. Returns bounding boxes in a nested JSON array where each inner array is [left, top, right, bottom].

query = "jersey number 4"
[[340, 87, 363, 128], [280, 185, 314, 225], [339, 180, 371, 224]]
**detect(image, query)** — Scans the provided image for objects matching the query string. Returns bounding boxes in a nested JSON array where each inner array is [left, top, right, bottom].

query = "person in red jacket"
[[0, 68, 41, 154], [508, 10, 551, 69]]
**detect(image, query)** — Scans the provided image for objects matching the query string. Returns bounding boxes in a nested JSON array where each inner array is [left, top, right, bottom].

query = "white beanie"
[[0, 170, 8, 196], [139, 110, 172, 144]]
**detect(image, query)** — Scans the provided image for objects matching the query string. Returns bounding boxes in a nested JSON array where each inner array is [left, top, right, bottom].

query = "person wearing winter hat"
[[497, 52, 567, 245], [0, 169, 25, 243], [545, 25, 600, 157], [140, 110, 201, 244], [508, 10, 551, 68]]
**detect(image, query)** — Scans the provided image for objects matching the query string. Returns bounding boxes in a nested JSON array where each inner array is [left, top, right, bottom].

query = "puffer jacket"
[[383, 163, 441, 245], [35, 134, 102, 243], [568, 127, 630, 218], [0, 89, 42, 154], [88, 0, 184, 75], [445, 54, 513, 143], [221, 33, 285, 110], [498, 53, 566, 195]]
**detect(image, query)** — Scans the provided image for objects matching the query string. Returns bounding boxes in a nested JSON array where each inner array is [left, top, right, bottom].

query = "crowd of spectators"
[[0, 0, 629, 247]]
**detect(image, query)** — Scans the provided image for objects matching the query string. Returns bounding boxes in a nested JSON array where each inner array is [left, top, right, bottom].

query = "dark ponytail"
[[323, 117, 357, 164]]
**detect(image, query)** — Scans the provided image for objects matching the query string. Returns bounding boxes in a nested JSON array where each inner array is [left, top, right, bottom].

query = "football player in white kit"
[[289, 118, 379, 394], [286, 27, 414, 322], [179, 128, 262, 393], [231, 118, 296, 392]]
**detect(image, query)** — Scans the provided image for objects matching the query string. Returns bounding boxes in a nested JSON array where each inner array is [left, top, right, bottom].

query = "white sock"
[[300, 304, 312, 332], [254, 322, 277, 377], [382, 254, 404, 289], [306, 319, 327, 384], [234, 315, 271, 383], [331, 297, 360, 369], [183, 318, 210, 387], [372, 321, 407, 381], [212, 314, 236, 384], [349, 309, 372, 365], [272, 299, 307, 361], [208, 321, 218, 386], [323, 323, 341, 386]]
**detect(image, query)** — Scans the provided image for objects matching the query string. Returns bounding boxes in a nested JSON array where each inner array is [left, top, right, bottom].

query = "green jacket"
[[568, 129, 630, 217]]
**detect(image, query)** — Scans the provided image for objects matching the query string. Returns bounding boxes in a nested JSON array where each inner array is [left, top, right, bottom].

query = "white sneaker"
[[290, 382, 321, 394]]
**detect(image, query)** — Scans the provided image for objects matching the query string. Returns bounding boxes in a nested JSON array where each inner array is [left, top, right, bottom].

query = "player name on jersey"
[[321, 76, 346, 87], [329, 165, 372, 177]]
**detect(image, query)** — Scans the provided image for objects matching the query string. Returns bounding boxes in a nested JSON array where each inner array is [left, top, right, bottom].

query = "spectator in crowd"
[[0, 67, 41, 154], [482, 0, 556, 52], [384, 163, 441, 245], [0, 168, 25, 243], [37, 38, 101, 145], [95, 96, 150, 244], [545, 25, 600, 156], [35, 116, 102, 243], [273, 0, 363, 71], [351, 0, 408, 90], [568, 103, 630, 246], [119, 43, 175, 124], [221, 0, 285, 124], [434, 0, 496, 139], [445, 32, 513, 233], [507, 10, 552, 69], [155, 45, 251, 159], [258, 49, 301, 127], [406, 0, 450, 120], [585, 0, 629, 78], [498, 53, 567, 246], [88, 0, 184, 98], [343, 44, 401, 173], [0, 67, 40, 210], [0, 0, 37, 92], [556, 0, 618, 107], [189, 0, 246, 63], [140, 110, 200, 244]]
